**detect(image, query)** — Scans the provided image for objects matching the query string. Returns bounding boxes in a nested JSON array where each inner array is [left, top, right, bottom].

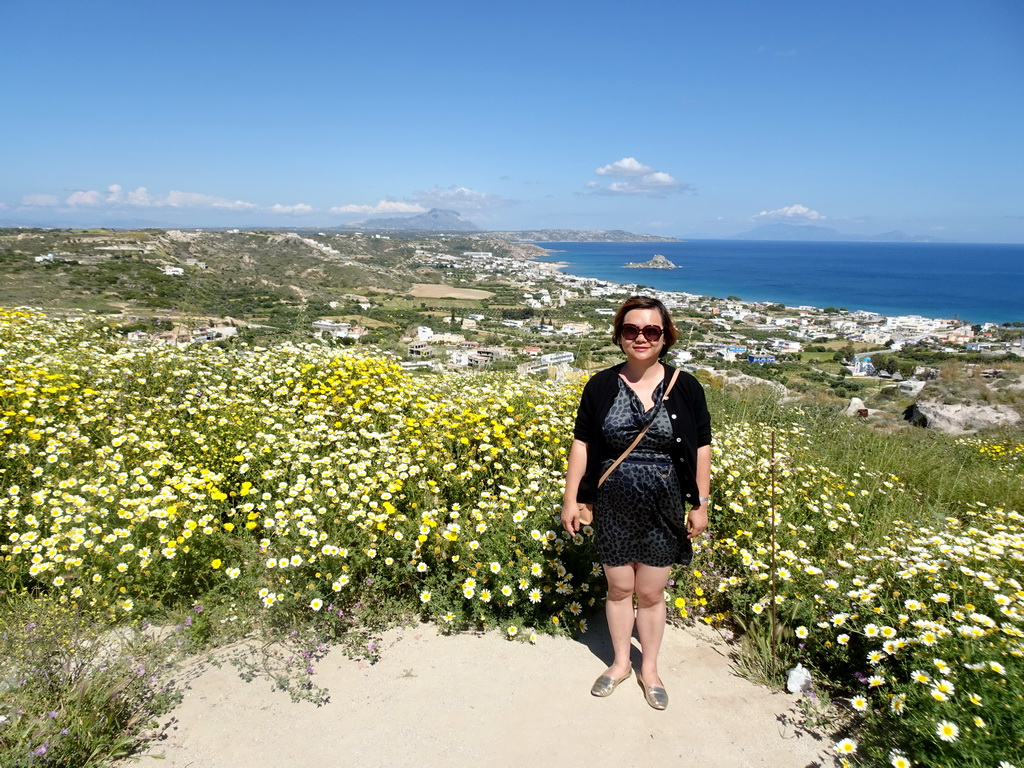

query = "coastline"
[[523, 240, 1024, 326]]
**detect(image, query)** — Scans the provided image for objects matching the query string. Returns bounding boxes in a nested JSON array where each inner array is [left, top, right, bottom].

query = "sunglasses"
[[620, 324, 664, 342]]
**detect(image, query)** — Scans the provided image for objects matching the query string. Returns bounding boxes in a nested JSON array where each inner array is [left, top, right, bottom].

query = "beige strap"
[[598, 368, 681, 487]]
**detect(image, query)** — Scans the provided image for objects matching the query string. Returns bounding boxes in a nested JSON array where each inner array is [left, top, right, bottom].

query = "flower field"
[[1, 307, 1022, 767], [703, 422, 1023, 766]]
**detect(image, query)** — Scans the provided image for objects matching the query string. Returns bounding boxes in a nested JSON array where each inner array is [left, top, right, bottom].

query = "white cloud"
[[270, 203, 314, 215], [408, 186, 513, 212], [752, 204, 826, 222], [331, 200, 427, 215], [25, 184, 261, 211], [595, 157, 654, 177], [163, 190, 258, 210], [21, 194, 60, 207], [607, 172, 683, 195], [589, 158, 690, 196], [66, 190, 104, 206], [98, 184, 155, 206], [125, 187, 154, 206]]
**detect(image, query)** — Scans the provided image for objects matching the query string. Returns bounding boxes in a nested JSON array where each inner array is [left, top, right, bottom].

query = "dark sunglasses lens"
[[621, 325, 640, 340], [642, 326, 663, 341]]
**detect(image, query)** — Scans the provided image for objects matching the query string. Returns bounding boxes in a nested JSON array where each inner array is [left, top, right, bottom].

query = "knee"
[[606, 584, 634, 602], [635, 588, 664, 609]]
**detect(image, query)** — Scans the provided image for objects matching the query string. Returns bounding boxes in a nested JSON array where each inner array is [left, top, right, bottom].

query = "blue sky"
[[2, 0, 1022, 241]]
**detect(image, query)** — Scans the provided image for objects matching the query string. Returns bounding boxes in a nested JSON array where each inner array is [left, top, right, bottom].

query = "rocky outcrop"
[[843, 397, 884, 418], [718, 370, 790, 397], [624, 253, 677, 269], [903, 400, 1022, 434]]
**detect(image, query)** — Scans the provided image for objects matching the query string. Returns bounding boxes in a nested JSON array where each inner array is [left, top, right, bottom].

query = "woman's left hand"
[[686, 504, 708, 539]]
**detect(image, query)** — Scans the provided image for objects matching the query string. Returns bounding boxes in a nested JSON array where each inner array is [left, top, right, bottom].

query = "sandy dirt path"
[[132, 622, 834, 768]]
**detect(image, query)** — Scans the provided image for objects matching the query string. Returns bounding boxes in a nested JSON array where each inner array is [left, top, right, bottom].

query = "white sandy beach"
[[130, 621, 835, 768]]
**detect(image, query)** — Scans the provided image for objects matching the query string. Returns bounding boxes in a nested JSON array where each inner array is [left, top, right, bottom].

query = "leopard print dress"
[[594, 377, 692, 568]]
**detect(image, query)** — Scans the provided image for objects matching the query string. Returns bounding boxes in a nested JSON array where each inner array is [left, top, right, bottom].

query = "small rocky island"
[[624, 253, 677, 269]]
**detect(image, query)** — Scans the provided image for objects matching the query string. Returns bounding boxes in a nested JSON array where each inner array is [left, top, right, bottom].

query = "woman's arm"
[[560, 438, 590, 534], [686, 443, 712, 539]]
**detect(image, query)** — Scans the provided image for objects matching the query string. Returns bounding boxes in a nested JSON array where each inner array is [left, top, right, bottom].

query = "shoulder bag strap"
[[598, 368, 681, 487]]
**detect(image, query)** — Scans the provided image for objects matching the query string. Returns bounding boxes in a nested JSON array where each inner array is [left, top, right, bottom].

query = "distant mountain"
[[485, 229, 678, 243], [342, 208, 479, 232], [731, 223, 950, 243], [732, 224, 847, 241], [861, 230, 949, 243]]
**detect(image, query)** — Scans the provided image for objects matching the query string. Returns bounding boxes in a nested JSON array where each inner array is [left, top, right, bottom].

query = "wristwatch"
[[698, 496, 711, 503]]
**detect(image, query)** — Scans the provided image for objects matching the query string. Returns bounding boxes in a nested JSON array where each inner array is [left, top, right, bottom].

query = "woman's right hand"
[[561, 500, 580, 534], [562, 439, 589, 535]]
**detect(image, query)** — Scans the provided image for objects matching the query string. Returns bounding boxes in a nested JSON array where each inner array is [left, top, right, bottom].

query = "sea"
[[530, 240, 1023, 325]]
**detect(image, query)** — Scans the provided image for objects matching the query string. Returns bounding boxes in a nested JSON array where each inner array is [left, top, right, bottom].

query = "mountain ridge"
[[484, 228, 678, 243], [341, 208, 479, 232], [730, 223, 951, 243]]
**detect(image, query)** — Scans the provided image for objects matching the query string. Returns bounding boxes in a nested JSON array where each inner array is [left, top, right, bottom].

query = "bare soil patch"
[[128, 623, 833, 768], [408, 283, 494, 300]]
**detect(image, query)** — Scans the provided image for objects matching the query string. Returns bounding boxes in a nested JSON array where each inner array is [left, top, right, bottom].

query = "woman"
[[561, 295, 711, 710]]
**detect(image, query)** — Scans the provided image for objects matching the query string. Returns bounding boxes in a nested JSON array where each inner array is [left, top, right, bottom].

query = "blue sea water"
[[531, 240, 1024, 325]]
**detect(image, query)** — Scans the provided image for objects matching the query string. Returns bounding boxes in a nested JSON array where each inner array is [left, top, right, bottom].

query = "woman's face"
[[619, 307, 665, 362]]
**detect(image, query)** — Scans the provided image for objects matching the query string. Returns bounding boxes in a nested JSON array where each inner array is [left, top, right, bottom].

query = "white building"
[[540, 351, 574, 365], [560, 322, 591, 336]]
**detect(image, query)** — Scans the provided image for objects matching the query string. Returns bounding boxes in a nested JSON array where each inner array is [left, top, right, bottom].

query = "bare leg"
[[634, 563, 671, 688], [602, 564, 637, 678]]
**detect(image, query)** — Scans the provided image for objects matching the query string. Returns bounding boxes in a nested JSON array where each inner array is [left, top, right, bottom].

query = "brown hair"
[[611, 295, 678, 357]]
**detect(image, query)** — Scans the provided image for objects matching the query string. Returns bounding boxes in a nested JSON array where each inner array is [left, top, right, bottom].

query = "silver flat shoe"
[[636, 670, 669, 710], [591, 669, 632, 697]]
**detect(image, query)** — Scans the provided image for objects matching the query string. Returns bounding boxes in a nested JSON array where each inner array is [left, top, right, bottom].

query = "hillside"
[[1, 309, 1022, 768], [0, 228, 532, 320]]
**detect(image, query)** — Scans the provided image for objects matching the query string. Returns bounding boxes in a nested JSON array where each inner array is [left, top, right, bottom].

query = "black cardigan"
[[572, 362, 712, 505]]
